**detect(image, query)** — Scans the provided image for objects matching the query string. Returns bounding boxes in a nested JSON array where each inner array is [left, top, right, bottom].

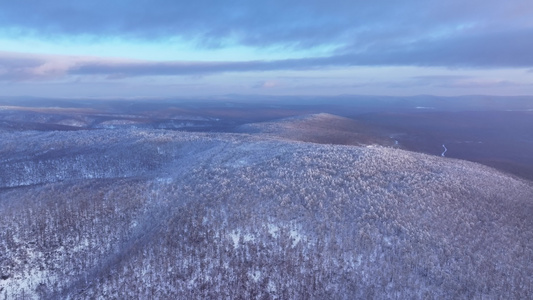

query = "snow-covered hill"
[[1, 129, 532, 299], [237, 113, 393, 147]]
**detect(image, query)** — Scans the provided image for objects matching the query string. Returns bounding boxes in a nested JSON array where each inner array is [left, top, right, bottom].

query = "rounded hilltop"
[[0, 128, 532, 299]]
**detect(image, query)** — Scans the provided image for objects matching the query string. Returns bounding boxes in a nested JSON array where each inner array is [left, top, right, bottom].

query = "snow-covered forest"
[[1, 128, 532, 299]]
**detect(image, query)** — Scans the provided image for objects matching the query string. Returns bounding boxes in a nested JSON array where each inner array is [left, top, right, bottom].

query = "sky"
[[1, 0, 533, 98]]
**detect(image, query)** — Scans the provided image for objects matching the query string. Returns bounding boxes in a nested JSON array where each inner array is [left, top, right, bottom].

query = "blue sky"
[[1, 0, 533, 97]]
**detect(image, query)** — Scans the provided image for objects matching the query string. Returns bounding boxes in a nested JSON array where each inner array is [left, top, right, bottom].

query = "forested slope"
[[237, 113, 393, 146], [1, 129, 532, 299]]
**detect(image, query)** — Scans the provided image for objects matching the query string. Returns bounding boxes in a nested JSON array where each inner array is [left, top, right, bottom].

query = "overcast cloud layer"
[[1, 0, 533, 96]]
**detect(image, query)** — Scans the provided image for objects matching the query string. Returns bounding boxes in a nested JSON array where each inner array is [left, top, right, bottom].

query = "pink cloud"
[[261, 80, 281, 88]]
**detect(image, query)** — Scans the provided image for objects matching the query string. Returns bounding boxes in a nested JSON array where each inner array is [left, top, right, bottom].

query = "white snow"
[[249, 270, 262, 283], [289, 229, 303, 247], [268, 224, 280, 238], [228, 229, 255, 248], [441, 144, 447, 157]]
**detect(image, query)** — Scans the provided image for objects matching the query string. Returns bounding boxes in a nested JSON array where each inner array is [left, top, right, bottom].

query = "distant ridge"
[[237, 113, 393, 146]]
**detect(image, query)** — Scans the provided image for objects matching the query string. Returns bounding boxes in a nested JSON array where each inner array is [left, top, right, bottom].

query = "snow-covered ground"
[[1, 129, 532, 299]]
